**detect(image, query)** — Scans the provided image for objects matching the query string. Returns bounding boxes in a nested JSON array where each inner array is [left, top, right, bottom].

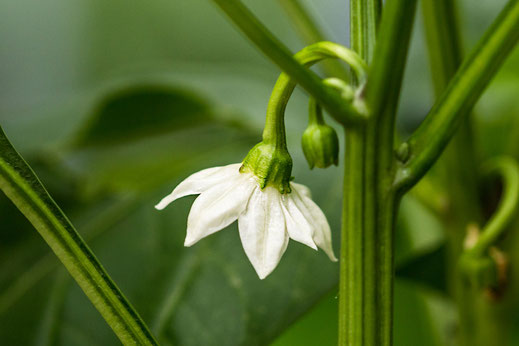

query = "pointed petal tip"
[[327, 252, 338, 262], [155, 195, 175, 210], [255, 267, 273, 280], [183, 238, 196, 247]]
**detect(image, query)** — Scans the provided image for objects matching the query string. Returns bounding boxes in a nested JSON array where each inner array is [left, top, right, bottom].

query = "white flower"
[[155, 163, 337, 279]]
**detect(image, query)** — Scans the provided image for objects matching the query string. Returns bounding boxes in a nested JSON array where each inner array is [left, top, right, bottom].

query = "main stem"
[[340, 124, 397, 346], [339, 1, 397, 345]]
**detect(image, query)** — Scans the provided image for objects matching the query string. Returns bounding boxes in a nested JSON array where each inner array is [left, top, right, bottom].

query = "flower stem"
[[210, 0, 363, 124], [0, 126, 158, 346], [262, 41, 368, 147]]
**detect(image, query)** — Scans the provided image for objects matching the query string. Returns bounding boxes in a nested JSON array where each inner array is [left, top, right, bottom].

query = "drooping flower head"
[[155, 144, 337, 279], [155, 43, 344, 279]]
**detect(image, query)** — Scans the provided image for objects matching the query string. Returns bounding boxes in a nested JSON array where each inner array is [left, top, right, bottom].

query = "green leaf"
[[72, 85, 214, 147]]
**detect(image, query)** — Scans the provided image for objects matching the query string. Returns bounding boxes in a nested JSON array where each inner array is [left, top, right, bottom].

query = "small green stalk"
[[0, 127, 158, 346]]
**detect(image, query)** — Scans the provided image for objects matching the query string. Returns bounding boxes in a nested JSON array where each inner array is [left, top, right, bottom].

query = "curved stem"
[[0, 126, 158, 346], [467, 157, 519, 258], [262, 41, 369, 146], [395, 0, 519, 192], [211, 0, 365, 123]]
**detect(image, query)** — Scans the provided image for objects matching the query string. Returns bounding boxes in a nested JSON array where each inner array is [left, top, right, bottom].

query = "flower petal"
[[281, 194, 317, 250], [291, 184, 337, 261], [184, 173, 255, 246], [238, 186, 289, 279], [290, 182, 312, 198], [155, 163, 243, 210]]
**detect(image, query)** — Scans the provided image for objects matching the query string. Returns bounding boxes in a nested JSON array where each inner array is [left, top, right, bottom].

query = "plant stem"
[[339, 0, 417, 345], [396, 0, 519, 192], [349, 0, 381, 63], [421, 1, 483, 344], [262, 42, 368, 146], [0, 126, 158, 346], [211, 0, 361, 124], [466, 157, 519, 258]]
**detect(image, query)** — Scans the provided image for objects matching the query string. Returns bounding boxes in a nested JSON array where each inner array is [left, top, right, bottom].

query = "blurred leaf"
[[72, 85, 214, 147], [396, 195, 445, 266]]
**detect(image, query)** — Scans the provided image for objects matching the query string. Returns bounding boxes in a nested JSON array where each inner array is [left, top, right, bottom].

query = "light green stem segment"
[[0, 127, 158, 346], [397, 0, 519, 191], [308, 98, 325, 126], [262, 41, 368, 147]]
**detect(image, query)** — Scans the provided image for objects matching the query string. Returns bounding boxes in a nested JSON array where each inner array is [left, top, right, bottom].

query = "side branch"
[[211, 0, 364, 125], [395, 0, 519, 192]]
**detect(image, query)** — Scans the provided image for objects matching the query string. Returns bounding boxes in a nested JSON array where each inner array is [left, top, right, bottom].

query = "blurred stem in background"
[[421, 1, 483, 344], [421, 0, 519, 345], [0, 127, 158, 346]]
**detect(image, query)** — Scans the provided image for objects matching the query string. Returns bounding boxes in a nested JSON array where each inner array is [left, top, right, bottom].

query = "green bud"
[[302, 124, 339, 169], [302, 98, 339, 169], [241, 142, 293, 194]]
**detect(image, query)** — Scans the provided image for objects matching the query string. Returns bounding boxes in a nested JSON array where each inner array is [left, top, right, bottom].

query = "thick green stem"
[[0, 127, 158, 346], [339, 0, 417, 345]]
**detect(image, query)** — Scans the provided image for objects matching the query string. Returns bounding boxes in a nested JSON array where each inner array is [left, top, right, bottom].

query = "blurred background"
[[1, 0, 519, 345]]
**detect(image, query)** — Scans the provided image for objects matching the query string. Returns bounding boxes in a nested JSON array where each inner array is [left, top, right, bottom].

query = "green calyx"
[[241, 142, 293, 194], [302, 98, 339, 169]]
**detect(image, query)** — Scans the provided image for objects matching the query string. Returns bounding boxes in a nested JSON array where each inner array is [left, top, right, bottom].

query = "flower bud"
[[241, 142, 293, 193], [302, 124, 339, 169]]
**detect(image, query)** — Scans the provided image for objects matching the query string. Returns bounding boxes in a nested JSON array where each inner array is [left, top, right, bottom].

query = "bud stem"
[[308, 98, 325, 126]]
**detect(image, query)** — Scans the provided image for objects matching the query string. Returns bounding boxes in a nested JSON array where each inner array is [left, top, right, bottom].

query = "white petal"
[[238, 186, 289, 279], [281, 194, 317, 250], [155, 163, 243, 210], [184, 174, 255, 246], [290, 182, 312, 198], [291, 184, 337, 261]]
